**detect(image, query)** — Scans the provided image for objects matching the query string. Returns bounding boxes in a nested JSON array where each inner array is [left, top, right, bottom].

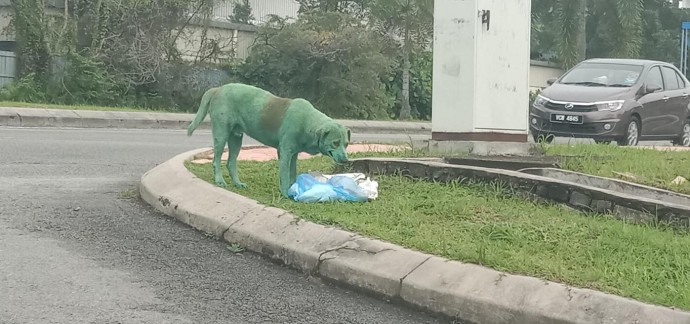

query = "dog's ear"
[[317, 127, 331, 149]]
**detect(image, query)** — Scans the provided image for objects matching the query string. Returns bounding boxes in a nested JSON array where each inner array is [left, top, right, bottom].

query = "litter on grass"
[[287, 172, 379, 203]]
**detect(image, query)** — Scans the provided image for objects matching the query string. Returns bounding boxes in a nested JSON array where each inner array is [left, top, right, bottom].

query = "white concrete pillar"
[[431, 0, 531, 144]]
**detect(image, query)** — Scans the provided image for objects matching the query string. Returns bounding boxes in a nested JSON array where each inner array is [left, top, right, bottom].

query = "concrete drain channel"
[[350, 156, 690, 229]]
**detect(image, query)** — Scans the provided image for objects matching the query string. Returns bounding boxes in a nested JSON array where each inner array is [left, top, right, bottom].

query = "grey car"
[[529, 58, 690, 146]]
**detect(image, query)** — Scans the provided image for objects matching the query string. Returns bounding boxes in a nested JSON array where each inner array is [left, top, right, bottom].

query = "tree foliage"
[[229, 0, 255, 24], [2, 0, 236, 111], [368, 0, 433, 119], [235, 11, 395, 119], [10, 0, 51, 80], [533, 0, 683, 69], [11, 0, 690, 121]]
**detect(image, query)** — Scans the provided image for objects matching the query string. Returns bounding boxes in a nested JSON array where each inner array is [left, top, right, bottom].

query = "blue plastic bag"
[[288, 173, 370, 203]]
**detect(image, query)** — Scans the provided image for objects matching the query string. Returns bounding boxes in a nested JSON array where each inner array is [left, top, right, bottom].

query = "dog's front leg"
[[289, 152, 298, 186], [277, 145, 296, 198]]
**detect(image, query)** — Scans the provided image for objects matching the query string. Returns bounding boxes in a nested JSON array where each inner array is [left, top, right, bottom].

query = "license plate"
[[550, 114, 583, 124]]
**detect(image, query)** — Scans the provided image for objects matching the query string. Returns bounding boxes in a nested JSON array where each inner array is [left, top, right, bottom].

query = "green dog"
[[187, 83, 351, 197]]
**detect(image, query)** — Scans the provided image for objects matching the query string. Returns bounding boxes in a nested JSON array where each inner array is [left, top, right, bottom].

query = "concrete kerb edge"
[[138, 148, 690, 324], [0, 107, 432, 134]]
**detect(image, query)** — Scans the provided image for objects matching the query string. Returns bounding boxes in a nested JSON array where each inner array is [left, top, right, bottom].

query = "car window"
[[646, 66, 664, 90], [675, 69, 687, 89], [662, 66, 680, 90], [559, 62, 643, 87]]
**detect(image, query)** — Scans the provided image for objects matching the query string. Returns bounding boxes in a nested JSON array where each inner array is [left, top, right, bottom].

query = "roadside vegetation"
[[186, 145, 690, 311], [4, 0, 689, 120], [544, 144, 690, 195]]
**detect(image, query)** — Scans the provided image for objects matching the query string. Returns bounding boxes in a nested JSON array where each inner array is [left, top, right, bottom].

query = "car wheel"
[[673, 120, 690, 147], [532, 132, 554, 144], [616, 117, 640, 146]]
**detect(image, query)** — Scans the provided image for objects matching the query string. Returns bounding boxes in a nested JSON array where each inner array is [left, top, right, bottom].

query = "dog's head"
[[317, 123, 351, 164]]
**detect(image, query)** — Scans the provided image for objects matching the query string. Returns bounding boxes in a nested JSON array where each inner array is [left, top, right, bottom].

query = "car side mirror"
[[645, 84, 662, 94], [546, 78, 557, 86]]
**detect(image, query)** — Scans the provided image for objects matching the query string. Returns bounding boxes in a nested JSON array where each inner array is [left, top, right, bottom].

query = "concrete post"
[[430, 0, 533, 155]]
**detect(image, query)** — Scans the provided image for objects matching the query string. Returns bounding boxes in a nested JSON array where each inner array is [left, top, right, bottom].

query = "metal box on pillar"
[[429, 0, 534, 155]]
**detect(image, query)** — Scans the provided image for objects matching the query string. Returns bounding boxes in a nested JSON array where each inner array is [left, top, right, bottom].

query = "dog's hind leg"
[[212, 131, 229, 188], [226, 131, 246, 189]]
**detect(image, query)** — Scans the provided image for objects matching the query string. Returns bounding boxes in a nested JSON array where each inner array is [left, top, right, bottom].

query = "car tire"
[[532, 132, 554, 144], [616, 117, 640, 147], [672, 119, 690, 147]]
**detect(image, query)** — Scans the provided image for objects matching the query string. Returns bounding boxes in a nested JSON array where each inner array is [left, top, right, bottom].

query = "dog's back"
[[208, 83, 292, 147]]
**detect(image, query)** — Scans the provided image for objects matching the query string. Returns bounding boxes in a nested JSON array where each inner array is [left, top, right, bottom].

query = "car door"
[[637, 65, 667, 137], [673, 67, 690, 132], [656, 66, 686, 136]]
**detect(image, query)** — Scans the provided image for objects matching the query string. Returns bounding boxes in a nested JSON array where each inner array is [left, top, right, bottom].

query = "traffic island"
[[140, 144, 690, 324]]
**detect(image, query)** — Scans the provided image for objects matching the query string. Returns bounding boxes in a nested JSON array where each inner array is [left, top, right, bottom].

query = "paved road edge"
[[139, 148, 690, 324], [0, 107, 431, 135]]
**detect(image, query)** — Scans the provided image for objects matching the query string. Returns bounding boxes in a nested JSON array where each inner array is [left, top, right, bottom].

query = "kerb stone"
[[224, 209, 357, 273], [400, 256, 690, 324], [317, 238, 430, 299]]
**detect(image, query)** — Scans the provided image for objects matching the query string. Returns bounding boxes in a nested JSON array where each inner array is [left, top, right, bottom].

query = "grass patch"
[[0, 101, 174, 113], [186, 149, 690, 311], [544, 144, 690, 194]]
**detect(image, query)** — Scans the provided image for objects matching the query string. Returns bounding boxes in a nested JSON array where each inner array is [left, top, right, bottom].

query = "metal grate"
[[544, 101, 597, 112], [0, 50, 16, 88]]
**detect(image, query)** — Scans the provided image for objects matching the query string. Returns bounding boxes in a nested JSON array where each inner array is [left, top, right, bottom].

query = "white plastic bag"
[[287, 172, 379, 203]]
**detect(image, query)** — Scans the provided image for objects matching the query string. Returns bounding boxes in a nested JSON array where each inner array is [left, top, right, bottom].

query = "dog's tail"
[[187, 88, 215, 136]]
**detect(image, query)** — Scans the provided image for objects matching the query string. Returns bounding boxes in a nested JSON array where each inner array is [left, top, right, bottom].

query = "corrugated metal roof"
[[0, 0, 64, 8], [213, 0, 300, 23]]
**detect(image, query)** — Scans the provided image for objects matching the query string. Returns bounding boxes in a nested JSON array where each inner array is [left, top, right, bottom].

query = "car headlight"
[[596, 100, 625, 111], [533, 95, 548, 108]]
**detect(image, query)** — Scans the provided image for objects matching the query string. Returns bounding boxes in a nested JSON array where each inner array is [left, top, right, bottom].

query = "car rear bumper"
[[528, 106, 627, 139]]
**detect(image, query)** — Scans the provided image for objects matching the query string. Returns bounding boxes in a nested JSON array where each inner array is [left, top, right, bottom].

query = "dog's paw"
[[234, 182, 248, 189], [215, 179, 228, 188]]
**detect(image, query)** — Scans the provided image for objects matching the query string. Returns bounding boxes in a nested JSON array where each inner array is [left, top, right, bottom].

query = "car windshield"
[[558, 62, 644, 87]]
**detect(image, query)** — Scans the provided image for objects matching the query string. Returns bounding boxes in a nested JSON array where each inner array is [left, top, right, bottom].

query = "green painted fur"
[[187, 83, 351, 197]]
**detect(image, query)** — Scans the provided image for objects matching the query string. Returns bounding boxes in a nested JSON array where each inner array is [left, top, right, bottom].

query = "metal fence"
[[0, 50, 15, 88]]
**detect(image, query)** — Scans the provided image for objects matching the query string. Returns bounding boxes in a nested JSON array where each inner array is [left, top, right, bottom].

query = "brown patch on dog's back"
[[260, 96, 292, 131]]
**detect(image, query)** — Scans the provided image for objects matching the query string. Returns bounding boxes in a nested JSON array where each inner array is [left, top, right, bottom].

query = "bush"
[[0, 73, 46, 102], [233, 12, 396, 120], [45, 52, 126, 106], [385, 50, 433, 120]]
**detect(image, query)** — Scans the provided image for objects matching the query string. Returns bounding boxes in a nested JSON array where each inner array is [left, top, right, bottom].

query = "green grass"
[[186, 149, 690, 311], [0, 101, 174, 113], [544, 143, 690, 194]]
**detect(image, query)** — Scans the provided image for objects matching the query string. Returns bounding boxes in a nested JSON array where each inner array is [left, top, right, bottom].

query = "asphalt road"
[[0, 127, 447, 324]]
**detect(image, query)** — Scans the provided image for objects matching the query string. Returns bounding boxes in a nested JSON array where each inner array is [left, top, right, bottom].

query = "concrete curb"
[[139, 148, 690, 324], [0, 107, 431, 135]]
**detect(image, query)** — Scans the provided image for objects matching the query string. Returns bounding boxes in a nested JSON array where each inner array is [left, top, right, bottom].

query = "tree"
[[237, 11, 395, 119], [368, 0, 433, 120], [532, 0, 646, 69], [5, 0, 231, 111], [638, 0, 690, 64], [10, 0, 51, 80], [229, 0, 255, 24], [555, 0, 587, 69], [297, 0, 370, 17]]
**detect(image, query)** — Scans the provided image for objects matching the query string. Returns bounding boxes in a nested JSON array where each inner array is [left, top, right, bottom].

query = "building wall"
[[529, 61, 564, 91], [174, 20, 260, 62], [175, 23, 237, 62]]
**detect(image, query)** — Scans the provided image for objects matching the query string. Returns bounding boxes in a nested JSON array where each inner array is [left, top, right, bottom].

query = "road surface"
[[0, 127, 447, 324]]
